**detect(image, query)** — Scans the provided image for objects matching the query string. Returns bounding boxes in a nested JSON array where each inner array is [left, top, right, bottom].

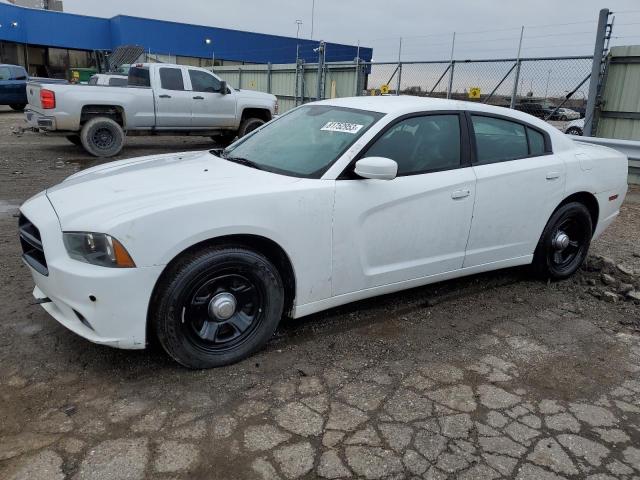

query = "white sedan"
[[19, 97, 628, 368]]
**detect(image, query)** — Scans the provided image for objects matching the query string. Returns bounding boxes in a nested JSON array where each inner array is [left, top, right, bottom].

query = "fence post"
[[354, 56, 360, 96], [267, 62, 272, 94], [510, 26, 524, 109], [238, 67, 243, 89], [584, 8, 610, 137], [397, 62, 403, 96], [509, 60, 522, 109], [316, 41, 326, 101]]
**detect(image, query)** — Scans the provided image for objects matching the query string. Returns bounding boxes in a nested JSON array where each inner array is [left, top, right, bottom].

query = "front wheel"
[[566, 127, 583, 136], [152, 246, 284, 369], [532, 202, 593, 279], [10, 104, 26, 111], [80, 116, 125, 157], [238, 117, 265, 137]]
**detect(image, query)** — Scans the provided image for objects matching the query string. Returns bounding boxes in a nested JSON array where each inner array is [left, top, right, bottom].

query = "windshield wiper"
[[224, 155, 263, 170]]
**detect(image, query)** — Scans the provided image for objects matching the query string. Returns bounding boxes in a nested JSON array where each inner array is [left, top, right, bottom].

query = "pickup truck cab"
[[22, 63, 278, 157]]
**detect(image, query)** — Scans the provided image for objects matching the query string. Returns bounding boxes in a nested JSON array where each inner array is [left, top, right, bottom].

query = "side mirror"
[[219, 80, 228, 94], [354, 157, 398, 180]]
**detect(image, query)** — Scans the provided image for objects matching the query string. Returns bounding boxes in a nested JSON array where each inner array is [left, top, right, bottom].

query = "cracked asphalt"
[[1, 105, 640, 480]]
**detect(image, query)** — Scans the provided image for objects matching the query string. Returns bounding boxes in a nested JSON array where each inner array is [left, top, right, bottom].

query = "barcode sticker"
[[320, 121, 364, 134]]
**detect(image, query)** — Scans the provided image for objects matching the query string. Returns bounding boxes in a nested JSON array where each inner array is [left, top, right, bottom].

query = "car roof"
[[315, 95, 576, 151], [0, 64, 24, 68]]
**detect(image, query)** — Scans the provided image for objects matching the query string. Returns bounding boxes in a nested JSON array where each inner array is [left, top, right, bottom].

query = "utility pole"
[[310, 0, 316, 39], [509, 26, 524, 109], [584, 8, 610, 137]]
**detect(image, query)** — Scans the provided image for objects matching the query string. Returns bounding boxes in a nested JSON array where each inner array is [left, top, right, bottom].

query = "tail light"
[[40, 89, 56, 109]]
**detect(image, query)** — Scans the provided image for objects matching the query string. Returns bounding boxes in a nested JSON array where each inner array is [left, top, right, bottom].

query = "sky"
[[61, 0, 640, 61]]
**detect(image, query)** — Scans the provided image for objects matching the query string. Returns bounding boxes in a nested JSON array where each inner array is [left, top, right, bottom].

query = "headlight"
[[63, 232, 136, 268]]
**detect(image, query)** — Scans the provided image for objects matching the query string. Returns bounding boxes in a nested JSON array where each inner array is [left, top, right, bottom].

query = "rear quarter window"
[[128, 67, 151, 87], [0, 67, 11, 80]]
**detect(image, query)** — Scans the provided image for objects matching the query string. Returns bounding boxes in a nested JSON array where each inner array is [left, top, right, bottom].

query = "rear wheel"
[[80, 116, 125, 157], [10, 104, 26, 111], [532, 202, 593, 279], [560, 115, 568, 121], [238, 117, 265, 138], [152, 246, 284, 369], [66, 135, 82, 146]]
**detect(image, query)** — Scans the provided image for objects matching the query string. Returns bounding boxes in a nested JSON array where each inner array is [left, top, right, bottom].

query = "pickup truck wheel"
[[66, 135, 82, 146], [532, 202, 592, 280], [10, 104, 26, 111], [80, 117, 124, 157], [238, 117, 265, 137], [152, 246, 284, 369]]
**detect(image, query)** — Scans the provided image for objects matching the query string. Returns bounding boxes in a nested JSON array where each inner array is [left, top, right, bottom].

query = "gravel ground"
[[1, 105, 640, 480]]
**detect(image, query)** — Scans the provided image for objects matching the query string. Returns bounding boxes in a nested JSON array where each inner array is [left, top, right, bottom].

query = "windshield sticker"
[[321, 121, 364, 134]]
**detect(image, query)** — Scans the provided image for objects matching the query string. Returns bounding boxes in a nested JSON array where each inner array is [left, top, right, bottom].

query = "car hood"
[[46, 150, 299, 230]]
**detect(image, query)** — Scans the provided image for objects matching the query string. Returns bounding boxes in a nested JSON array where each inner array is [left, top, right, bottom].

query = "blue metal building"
[[0, 2, 371, 77]]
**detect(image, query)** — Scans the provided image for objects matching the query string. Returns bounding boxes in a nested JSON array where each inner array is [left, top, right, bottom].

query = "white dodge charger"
[[19, 97, 628, 368]]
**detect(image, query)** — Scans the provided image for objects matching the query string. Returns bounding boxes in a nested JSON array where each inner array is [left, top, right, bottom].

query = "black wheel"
[[80, 116, 124, 157], [238, 117, 265, 137], [10, 104, 26, 111], [66, 135, 82, 146], [566, 127, 583, 136], [532, 202, 593, 279], [560, 115, 568, 121], [152, 246, 284, 369]]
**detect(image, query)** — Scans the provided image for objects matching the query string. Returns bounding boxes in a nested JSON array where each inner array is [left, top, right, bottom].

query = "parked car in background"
[[88, 74, 128, 87], [556, 107, 580, 121], [514, 102, 560, 119], [564, 118, 584, 135], [19, 63, 278, 157], [0, 64, 66, 111], [18, 96, 627, 368]]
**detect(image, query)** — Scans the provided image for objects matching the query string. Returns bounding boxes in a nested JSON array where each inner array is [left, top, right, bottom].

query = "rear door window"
[[159, 68, 185, 91], [128, 67, 151, 87], [471, 115, 528, 164], [0, 67, 12, 80]]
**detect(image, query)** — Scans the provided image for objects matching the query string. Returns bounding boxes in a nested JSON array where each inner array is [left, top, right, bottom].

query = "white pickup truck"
[[21, 63, 278, 157]]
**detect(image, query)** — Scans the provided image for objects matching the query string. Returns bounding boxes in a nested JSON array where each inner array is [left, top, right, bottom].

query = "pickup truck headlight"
[[63, 232, 136, 268]]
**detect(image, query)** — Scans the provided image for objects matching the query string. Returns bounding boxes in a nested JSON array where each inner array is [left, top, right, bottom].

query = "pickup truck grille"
[[19, 214, 48, 276]]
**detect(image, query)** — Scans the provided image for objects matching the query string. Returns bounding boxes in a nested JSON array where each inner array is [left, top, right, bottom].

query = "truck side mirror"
[[219, 80, 228, 95]]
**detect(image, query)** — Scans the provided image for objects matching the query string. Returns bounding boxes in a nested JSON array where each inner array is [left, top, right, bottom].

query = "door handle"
[[546, 171, 561, 180], [451, 189, 471, 199], [159, 94, 172, 99], [193, 96, 205, 100]]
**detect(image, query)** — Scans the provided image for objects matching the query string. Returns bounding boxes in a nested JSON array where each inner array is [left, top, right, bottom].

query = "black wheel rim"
[[92, 127, 115, 150], [549, 213, 590, 270], [181, 269, 265, 353]]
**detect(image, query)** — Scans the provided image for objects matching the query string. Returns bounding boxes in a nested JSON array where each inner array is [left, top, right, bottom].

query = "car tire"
[[66, 135, 82, 146], [532, 202, 593, 280], [80, 116, 125, 157], [566, 127, 583, 136], [152, 245, 284, 369], [560, 115, 567, 121], [10, 104, 26, 111], [238, 117, 265, 137]]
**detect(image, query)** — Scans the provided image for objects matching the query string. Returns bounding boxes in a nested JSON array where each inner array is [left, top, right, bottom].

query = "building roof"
[[0, 2, 372, 64]]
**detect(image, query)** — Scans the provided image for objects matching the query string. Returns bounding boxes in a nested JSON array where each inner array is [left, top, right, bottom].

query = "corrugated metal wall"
[[213, 63, 360, 113], [597, 45, 640, 140]]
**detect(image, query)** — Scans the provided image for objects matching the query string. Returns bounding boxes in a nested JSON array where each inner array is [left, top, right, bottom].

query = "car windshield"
[[219, 105, 384, 178]]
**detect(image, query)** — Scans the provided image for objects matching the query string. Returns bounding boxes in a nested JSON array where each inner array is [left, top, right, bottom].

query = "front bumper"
[[20, 192, 164, 349]]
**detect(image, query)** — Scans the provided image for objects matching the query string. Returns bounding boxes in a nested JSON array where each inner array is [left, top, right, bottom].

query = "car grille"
[[19, 214, 48, 276]]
